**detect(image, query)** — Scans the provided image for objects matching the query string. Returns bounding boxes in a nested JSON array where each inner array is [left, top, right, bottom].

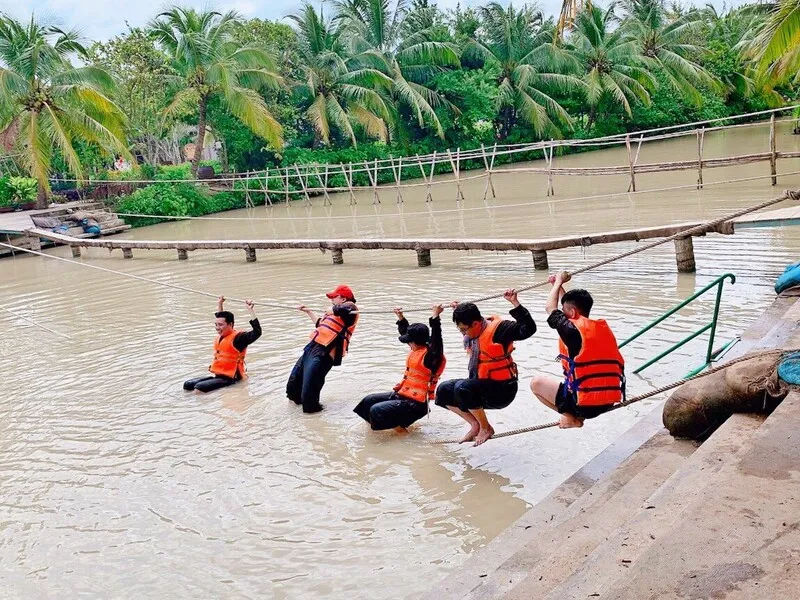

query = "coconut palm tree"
[[290, 4, 392, 146], [149, 6, 284, 177], [0, 14, 130, 208], [333, 0, 460, 139], [746, 0, 800, 83], [561, 4, 656, 127], [621, 0, 720, 106], [464, 2, 584, 139]]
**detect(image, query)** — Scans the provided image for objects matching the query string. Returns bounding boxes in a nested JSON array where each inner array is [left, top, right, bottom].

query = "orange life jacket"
[[394, 347, 447, 402], [558, 316, 625, 406], [466, 316, 518, 381], [209, 329, 247, 379], [309, 311, 359, 359]]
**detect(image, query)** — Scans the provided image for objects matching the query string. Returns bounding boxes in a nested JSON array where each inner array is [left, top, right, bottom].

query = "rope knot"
[[785, 189, 800, 201]]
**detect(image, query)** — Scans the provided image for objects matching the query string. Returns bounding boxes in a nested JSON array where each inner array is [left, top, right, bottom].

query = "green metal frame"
[[619, 273, 736, 376]]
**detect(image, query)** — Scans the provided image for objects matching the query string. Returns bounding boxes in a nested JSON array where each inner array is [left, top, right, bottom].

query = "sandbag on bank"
[[663, 352, 789, 440]]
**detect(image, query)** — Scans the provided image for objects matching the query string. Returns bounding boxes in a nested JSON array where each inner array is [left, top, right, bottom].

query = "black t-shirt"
[[547, 310, 582, 358], [396, 316, 444, 372]]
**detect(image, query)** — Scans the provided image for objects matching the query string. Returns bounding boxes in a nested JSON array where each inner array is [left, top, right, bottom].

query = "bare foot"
[[394, 426, 408, 434], [459, 423, 480, 443], [473, 425, 495, 446], [559, 413, 584, 429]]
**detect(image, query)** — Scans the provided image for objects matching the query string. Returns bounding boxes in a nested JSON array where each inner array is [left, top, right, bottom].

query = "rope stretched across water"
[[0, 305, 72, 340], [382, 188, 800, 313], [428, 348, 793, 444], [2, 188, 800, 317]]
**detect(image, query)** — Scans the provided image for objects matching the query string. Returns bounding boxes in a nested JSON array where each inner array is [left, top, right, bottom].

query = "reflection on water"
[[2, 121, 800, 598]]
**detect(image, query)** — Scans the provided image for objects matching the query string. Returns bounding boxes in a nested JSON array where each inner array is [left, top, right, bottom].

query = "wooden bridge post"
[[626, 135, 636, 192], [345, 163, 356, 205], [416, 247, 432, 267], [122, 248, 133, 259], [674, 237, 696, 273], [546, 142, 555, 197], [294, 165, 312, 206], [531, 249, 549, 270], [368, 159, 381, 204], [696, 128, 705, 189], [481, 143, 498, 201], [316, 165, 332, 206], [245, 247, 256, 262], [770, 113, 777, 186], [262, 169, 272, 206], [283, 169, 290, 204], [177, 248, 188, 260], [331, 248, 344, 265], [392, 156, 404, 204], [448, 149, 466, 202], [71, 246, 81, 258]]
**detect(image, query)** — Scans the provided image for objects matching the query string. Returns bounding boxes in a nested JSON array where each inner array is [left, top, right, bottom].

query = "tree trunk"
[[191, 96, 208, 178], [36, 180, 48, 210], [587, 106, 597, 130]]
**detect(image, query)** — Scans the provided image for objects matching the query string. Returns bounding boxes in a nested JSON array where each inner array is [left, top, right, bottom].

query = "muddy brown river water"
[[2, 121, 800, 598]]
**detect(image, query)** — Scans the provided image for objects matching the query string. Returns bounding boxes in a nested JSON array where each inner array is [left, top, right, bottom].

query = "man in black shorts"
[[530, 271, 625, 428], [435, 289, 536, 445]]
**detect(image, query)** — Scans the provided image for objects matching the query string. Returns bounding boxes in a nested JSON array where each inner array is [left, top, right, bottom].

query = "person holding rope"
[[435, 290, 536, 446], [354, 304, 447, 433], [530, 271, 625, 428], [184, 296, 261, 393], [288, 285, 358, 414]]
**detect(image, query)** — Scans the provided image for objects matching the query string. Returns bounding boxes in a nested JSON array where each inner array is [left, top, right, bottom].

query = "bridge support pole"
[[177, 248, 188, 260], [245, 248, 256, 262], [416, 248, 432, 267], [122, 248, 133, 259], [331, 248, 344, 265], [531, 249, 549, 270], [71, 246, 81, 258], [674, 237, 696, 273]]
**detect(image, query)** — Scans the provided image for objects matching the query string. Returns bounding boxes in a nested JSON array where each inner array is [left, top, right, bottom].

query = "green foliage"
[[113, 183, 248, 227], [9, 177, 37, 204]]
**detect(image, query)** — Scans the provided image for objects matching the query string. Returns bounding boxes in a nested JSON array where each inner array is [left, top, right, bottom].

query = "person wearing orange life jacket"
[[530, 271, 625, 429], [354, 304, 446, 433], [287, 284, 358, 414], [435, 289, 537, 446], [183, 296, 262, 393]]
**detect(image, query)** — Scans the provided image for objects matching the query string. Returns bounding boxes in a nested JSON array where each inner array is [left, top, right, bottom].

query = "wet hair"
[[452, 302, 483, 326], [215, 311, 235, 325], [562, 289, 593, 317]]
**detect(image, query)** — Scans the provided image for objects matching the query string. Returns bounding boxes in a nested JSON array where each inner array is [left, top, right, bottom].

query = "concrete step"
[[522, 412, 766, 600], [422, 405, 671, 600], [483, 438, 695, 600], [599, 392, 800, 599]]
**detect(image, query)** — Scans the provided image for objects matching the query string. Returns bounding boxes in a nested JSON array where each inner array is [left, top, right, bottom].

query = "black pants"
[[183, 374, 236, 393], [286, 342, 333, 413], [435, 378, 518, 412], [354, 392, 429, 430]]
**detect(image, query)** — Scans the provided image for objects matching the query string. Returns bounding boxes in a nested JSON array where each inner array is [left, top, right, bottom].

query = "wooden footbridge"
[[18, 203, 800, 273]]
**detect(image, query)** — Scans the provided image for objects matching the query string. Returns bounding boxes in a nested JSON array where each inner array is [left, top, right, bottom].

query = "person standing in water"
[[287, 285, 358, 413], [354, 303, 446, 433], [434, 289, 536, 445], [184, 296, 261, 393]]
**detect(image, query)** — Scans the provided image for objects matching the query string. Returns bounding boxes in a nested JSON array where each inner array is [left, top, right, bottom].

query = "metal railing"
[[619, 273, 736, 377]]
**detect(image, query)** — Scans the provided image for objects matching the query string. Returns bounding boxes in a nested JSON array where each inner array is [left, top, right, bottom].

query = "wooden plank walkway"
[[0, 210, 34, 234], [14, 201, 800, 270]]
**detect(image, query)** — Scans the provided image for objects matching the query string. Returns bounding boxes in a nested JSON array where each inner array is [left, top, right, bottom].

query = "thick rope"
[[110, 169, 800, 223], [380, 188, 800, 314], [0, 305, 72, 340], [3, 189, 799, 316], [428, 348, 794, 444], [0, 240, 300, 311]]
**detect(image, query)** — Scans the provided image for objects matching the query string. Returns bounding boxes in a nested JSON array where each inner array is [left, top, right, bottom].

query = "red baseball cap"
[[326, 284, 356, 302]]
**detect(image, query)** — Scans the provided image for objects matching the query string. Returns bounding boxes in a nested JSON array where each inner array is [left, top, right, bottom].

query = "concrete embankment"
[[426, 289, 800, 600]]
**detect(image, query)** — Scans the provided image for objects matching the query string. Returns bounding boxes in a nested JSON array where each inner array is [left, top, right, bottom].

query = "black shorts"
[[556, 383, 615, 420]]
